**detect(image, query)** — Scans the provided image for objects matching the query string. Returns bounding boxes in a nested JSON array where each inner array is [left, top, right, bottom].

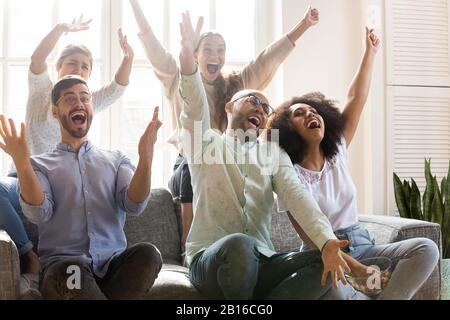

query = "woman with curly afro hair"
[[267, 28, 439, 300]]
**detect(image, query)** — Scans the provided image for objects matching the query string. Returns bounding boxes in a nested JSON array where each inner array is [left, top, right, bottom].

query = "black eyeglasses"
[[231, 93, 274, 116]]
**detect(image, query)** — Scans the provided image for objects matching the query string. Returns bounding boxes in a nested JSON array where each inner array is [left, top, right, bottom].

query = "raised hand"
[[62, 15, 93, 34], [138, 107, 163, 160], [321, 239, 352, 289], [118, 28, 135, 59], [366, 27, 381, 54], [179, 11, 204, 57], [0, 116, 30, 165], [303, 6, 320, 28]]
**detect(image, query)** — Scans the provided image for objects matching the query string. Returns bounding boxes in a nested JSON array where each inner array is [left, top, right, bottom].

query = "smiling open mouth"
[[206, 64, 219, 74], [307, 119, 321, 129], [248, 116, 261, 128], [70, 111, 87, 125]]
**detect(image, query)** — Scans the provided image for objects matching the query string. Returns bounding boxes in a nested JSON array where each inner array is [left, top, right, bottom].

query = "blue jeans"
[[189, 233, 331, 299], [0, 176, 33, 255], [320, 224, 439, 300]]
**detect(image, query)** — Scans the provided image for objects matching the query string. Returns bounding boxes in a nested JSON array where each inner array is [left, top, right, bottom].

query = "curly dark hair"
[[267, 92, 345, 164]]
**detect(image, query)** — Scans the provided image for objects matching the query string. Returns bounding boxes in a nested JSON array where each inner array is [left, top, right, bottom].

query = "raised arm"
[[241, 7, 319, 91], [342, 28, 380, 146], [178, 11, 208, 122], [129, 0, 151, 34], [179, 12, 203, 76], [30, 16, 92, 75], [129, 0, 180, 97], [127, 107, 162, 204], [114, 28, 134, 86], [287, 6, 319, 44], [0, 116, 43, 206]]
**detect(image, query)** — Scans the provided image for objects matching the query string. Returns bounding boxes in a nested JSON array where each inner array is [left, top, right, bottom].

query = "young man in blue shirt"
[[0, 76, 163, 300]]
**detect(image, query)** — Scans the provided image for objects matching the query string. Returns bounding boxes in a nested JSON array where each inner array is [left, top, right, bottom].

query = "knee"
[[40, 260, 89, 299], [219, 234, 257, 260], [415, 238, 440, 266], [0, 178, 15, 197], [130, 243, 163, 273]]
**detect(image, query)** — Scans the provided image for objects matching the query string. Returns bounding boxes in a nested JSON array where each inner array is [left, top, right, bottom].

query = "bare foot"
[[24, 250, 41, 274]]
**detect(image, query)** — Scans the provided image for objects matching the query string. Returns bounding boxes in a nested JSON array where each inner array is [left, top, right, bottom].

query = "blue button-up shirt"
[[19, 141, 150, 277]]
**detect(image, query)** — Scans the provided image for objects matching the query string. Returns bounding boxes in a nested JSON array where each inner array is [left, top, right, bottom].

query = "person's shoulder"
[[29, 150, 59, 170], [28, 67, 52, 82]]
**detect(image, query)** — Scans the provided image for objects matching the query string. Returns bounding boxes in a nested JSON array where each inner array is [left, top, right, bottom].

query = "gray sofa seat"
[[0, 189, 442, 300]]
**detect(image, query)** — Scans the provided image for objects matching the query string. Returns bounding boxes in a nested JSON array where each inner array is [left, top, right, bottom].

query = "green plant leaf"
[[410, 178, 422, 220], [423, 159, 435, 221], [404, 180, 411, 214], [441, 177, 447, 204], [393, 173, 409, 219], [431, 177, 444, 225]]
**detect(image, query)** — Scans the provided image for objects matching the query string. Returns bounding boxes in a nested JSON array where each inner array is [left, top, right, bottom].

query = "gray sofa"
[[0, 188, 442, 300]]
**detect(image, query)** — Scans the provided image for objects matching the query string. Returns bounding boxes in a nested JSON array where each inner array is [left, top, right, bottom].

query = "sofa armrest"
[[358, 215, 442, 300], [359, 215, 441, 247], [0, 230, 20, 300]]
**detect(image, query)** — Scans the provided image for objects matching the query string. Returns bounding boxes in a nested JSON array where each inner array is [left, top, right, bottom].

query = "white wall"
[[276, 0, 387, 215]]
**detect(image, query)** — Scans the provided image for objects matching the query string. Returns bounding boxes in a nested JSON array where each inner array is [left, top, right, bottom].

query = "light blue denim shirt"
[[19, 141, 150, 277], [179, 71, 337, 266]]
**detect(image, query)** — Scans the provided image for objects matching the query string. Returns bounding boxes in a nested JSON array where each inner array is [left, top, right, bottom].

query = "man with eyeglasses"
[[0, 76, 163, 300], [178, 14, 352, 299]]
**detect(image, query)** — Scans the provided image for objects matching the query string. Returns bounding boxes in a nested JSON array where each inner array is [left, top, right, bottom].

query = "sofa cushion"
[[125, 189, 182, 264], [145, 264, 205, 300]]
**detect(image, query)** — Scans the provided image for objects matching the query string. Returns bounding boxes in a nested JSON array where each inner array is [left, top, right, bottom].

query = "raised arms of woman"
[[129, 0, 180, 98], [30, 16, 92, 75], [342, 28, 380, 146], [241, 6, 319, 91]]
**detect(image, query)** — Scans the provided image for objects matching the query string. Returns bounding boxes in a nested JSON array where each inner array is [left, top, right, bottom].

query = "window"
[[0, 0, 259, 187]]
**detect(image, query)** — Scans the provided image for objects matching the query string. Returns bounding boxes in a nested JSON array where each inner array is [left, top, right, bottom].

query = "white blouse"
[[278, 137, 358, 231]]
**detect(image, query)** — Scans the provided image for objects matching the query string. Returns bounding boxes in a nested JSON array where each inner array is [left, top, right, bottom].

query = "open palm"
[[0, 116, 30, 163], [63, 15, 92, 34]]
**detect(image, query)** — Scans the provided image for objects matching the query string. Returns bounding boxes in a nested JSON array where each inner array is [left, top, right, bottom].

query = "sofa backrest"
[[270, 203, 303, 252], [124, 189, 182, 264]]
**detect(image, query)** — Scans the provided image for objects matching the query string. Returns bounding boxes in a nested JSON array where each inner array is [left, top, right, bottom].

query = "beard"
[[230, 112, 260, 142], [59, 114, 92, 138]]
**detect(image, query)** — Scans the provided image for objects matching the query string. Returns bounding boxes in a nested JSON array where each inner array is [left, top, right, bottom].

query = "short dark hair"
[[57, 44, 93, 71], [51, 75, 88, 106], [267, 92, 344, 164]]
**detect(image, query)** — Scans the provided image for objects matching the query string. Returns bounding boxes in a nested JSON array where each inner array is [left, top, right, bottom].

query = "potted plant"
[[393, 159, 450, 299]]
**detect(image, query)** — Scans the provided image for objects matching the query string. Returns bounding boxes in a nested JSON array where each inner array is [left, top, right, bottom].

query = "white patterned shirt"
[[180, 71, 337, 266]]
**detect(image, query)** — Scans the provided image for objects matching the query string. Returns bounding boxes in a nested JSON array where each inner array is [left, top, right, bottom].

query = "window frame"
[[0, 0, 271, 188]]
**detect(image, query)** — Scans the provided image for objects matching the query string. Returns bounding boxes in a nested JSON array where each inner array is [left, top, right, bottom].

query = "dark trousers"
[[168, 155, 193, 203], [189, 233, 330, 300], [40, 243, 162, 300]]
